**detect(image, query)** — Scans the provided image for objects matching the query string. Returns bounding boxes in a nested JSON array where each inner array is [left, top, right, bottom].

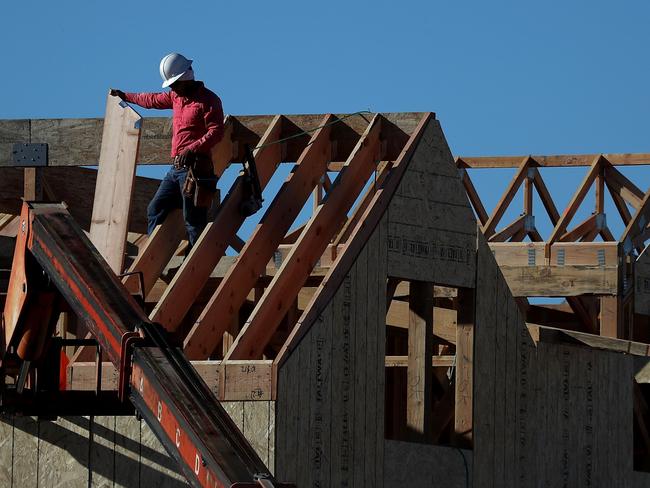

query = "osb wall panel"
[[474, 233, 650, 487], [276, 215, 387, 488], [0, 401, 274, 487], [386, 118, 476, 289], [384, 440, 472, 488]]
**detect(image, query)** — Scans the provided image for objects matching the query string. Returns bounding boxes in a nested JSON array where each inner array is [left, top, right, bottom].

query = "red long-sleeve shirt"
[[124, 82, 224, 158]]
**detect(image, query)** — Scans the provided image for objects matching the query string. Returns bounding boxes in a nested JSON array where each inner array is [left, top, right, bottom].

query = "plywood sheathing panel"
[[384, 440, 472, 488], [0, 120, 30, 166], [473, 229, 641, 486], [2, 409, 272, 487], [0, 167, 159, 234], [386, 119, 476, 288], [37, 417, 89, 488], [276, 217, 386, 487], [0, 416, 12, 486], [0, 113, 426, 167]]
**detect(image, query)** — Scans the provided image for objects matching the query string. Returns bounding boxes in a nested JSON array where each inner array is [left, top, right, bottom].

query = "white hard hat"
[[159, 53, 194, 88]]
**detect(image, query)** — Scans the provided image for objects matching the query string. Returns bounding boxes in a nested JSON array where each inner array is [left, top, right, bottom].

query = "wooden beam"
[[23, 168, 43, 201], [226, 115, 383, 360], [489, 214, 527, 243], [89, 94, 142, 274], [123, 119, 236, 295], [182, 114, 334, 359], [547, 155, 602, 246], [604, 163, 645, 209], [607, 178, 633, 226], [458, 166, 488, 226], [531, 168, 560, 225], [122, 209, 185, 295], [482, 156, 531, 238], [600, 225, 616, 242], [499, 264, 619, 296], [566, 296, 598, 334], [274, 113, 434, 368], [600, 295, 623, 339], [149, 115, 285, 331], [529, 323, 650, 355], [333, 160, 391, 246], [596, 171, 605, 214], [66, 359, 274, 401], [622, 189, 650, 253], [457, 153, 650, 168], [560, 214, 599, 242], [406, 281, 434, 442], [384, 355, 455, 368], [454, 287, 474, 448]]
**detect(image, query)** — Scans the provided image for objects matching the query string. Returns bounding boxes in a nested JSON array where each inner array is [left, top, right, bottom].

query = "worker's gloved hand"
[[109, 89, 126, 100], [177, 149, 196, 168]]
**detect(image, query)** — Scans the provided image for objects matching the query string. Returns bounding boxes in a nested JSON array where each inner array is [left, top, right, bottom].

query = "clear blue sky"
[[2, 1, 649, 243]]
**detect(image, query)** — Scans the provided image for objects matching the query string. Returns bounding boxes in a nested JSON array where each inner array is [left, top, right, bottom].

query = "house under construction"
[[0, 97, 650, 486]]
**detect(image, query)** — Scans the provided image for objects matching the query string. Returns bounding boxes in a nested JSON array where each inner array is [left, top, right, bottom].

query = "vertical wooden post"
[[407, 280, 433, 441], [23, 168, 43, 201], [600, 295, 622, 338], [222, 314, 239, 358], [454, 287, 475, 447]]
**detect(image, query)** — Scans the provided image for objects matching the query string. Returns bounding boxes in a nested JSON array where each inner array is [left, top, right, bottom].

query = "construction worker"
[[110, 52, 224, 248]]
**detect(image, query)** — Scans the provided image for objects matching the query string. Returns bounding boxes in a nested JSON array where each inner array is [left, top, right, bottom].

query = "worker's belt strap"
[[172, 153, 212, 171]]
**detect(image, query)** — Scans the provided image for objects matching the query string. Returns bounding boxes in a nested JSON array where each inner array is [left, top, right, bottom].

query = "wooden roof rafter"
[[225, 114, 384, 360], [182, 114, 336, 359]]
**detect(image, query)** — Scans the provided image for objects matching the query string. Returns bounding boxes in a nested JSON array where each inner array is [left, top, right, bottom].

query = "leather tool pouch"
[[194, 182, 216, 208], [190, 156, 217, 208], [182, 168, 197, 199]]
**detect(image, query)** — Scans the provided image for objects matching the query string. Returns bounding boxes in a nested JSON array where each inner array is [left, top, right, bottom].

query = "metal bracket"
[[527, 248, 536, 266], [595, 213, 606, 231], [556, 249, 565, 266], [597, 249, 606, 267], [118, 331, 145, 403], [273, 251, 283, 268], [524, 215, 535, 232], [12, 143, 48, 167]]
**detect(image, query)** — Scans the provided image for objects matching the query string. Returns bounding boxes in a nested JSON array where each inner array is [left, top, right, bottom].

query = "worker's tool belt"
[[179, 153, 218, 208]]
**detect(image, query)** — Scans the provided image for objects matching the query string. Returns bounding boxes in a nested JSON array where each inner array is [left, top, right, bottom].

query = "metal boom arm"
[[1, 202, 291, 488]]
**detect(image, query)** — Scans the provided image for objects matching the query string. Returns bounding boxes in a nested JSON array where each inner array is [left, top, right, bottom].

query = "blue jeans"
[[147, 167, 208, 247]]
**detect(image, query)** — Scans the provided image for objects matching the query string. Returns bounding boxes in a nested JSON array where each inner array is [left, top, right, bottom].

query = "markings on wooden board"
[[560, 347, 571, 487], [223, 362, 272, 401], [340, 274, 353, 483], [387, 235, 473, 264], [517, 322, 531, 487], [583, 353, 595, 487], [310, 318, 328, 486]]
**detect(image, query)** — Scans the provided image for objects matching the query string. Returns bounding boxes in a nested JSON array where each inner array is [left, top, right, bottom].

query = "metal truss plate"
[[527, 248, 536, 266], [12, 143, 48, 167]]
